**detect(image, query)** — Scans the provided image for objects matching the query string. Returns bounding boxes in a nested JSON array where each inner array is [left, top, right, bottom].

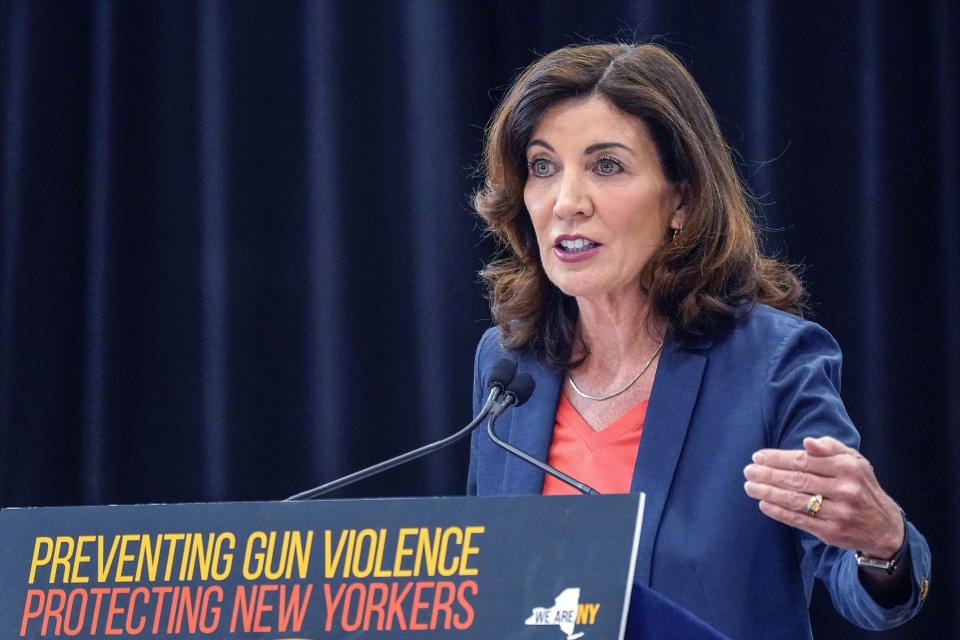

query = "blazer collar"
[[630, 334, 706, 586], [500, 349, 563, 494]]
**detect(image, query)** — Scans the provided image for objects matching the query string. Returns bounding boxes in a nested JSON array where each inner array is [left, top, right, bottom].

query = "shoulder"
[[739, 302, 830, 339], [476, 326, 502, 356], [473, 326, 507, 394], [473, 325, 552, 387], [692, 303, 845, 404], [713, 303, 841, 361], [474, 326, 504, 373]]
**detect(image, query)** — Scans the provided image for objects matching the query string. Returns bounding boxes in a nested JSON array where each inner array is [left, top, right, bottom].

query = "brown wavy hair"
[[473, 42, 805, 369]]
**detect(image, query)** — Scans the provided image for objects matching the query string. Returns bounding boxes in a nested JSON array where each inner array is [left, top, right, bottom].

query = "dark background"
[[1, 1, 956, 637]]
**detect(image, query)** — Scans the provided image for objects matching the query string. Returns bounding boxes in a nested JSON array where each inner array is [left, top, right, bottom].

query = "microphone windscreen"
[[488, 358, 517, 389], [505, 372, 536, 406]]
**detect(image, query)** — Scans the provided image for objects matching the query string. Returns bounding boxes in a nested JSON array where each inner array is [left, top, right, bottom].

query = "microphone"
[[284, 358, 518, 501], [486, 357, 519, 399], [489, 372, 536, 417], [486, 374, 600, 495]]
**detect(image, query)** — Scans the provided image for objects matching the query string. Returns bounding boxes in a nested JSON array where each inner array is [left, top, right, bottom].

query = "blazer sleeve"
[[762, 320, 931, 630]]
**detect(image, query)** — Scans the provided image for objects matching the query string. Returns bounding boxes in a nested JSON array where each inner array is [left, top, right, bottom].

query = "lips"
[[553, 235, 601, 263]]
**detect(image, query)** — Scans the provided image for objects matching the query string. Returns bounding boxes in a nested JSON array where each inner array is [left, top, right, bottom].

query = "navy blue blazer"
[[467, 304, 930, 639]]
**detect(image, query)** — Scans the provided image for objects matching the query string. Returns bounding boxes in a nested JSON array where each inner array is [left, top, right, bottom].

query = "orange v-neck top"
[[541, 393, 648, 495]]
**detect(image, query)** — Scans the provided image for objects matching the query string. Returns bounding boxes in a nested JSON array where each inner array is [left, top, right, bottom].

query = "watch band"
[[856, 509, 908, 575]]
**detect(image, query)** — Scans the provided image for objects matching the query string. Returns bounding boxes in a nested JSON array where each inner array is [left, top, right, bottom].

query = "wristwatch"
[[856, 510, 908, 575]]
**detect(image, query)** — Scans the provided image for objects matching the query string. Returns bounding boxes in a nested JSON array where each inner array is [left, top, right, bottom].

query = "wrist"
[[856, 508, 908, 575]]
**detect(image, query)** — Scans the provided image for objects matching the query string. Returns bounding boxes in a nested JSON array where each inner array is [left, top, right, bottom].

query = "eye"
[[595, 155, 624, 176], [528, 157, 555, 178]]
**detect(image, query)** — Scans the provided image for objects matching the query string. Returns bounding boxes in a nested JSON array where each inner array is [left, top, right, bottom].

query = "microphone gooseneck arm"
[[486, 398, 600, 496], [285, 386, 501, 501]]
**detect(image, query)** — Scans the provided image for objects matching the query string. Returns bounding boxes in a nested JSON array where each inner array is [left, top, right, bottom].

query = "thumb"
[[803, 436, 848, 457]]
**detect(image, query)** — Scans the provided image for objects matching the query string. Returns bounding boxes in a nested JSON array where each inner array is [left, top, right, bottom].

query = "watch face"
[[856, 551, 897, 574]]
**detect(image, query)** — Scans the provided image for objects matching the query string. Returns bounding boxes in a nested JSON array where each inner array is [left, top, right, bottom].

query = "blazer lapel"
[[500, 350, 564, 494], [630, 335, 708, 586]]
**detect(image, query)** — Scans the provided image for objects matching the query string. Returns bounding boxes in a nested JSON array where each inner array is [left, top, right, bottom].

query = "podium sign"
[[1, 494, 643, 639]]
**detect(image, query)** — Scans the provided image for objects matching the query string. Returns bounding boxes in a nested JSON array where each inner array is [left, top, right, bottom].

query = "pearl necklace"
[[567, 343, 663, 401]]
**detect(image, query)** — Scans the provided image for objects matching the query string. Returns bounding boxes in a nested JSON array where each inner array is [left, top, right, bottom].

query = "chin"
[[548, 272, 642, 306], [547, 275, 602, 300]]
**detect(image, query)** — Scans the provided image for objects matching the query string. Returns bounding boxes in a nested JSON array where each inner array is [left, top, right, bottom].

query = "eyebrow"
[[585, 142, 632, 154], [527, 139, 555, 153], [526, 139, 633, 155]]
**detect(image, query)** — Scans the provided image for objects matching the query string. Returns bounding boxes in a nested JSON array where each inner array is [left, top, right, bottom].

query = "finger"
[[744, 481, 828, 517], [803, 436, 858, 458], [751, 448, 841, 477], [743, 464, 832, 495], [804, 439, 875, 485], [756, 499, 832, 539]]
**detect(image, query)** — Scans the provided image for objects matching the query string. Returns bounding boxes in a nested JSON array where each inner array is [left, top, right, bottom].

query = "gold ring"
[[804, 493, 823, 517]]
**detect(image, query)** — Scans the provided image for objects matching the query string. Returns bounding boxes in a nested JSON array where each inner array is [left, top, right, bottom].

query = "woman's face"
[[523, 94, 686, 304]]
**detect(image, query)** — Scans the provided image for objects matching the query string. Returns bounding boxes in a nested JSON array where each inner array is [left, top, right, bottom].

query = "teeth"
[[559, 238, 596, 252]]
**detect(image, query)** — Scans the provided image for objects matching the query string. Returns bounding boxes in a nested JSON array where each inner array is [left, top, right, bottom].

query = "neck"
[[574, 292, 664, 376]]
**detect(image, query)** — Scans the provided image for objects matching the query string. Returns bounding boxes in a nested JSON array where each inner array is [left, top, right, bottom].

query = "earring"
[[672, 226, 683, 243]]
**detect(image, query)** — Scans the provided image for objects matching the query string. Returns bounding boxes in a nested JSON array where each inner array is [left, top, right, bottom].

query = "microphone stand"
[[486, 399, 600, 495], [284, 387, 501, 501]]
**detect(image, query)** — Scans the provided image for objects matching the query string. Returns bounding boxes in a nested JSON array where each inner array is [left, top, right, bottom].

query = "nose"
[[552, 171, 591, 219]]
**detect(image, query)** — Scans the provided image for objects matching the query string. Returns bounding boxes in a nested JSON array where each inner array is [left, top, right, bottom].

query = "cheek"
[[523, 193, 550, 239], [522, 185, 538, 216]]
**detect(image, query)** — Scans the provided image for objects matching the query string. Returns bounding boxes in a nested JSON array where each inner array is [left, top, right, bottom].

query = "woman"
[[466, 43, 930, 638]]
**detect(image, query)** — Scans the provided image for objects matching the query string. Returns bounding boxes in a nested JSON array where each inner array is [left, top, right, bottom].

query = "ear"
[[669, 182, 690, 230]]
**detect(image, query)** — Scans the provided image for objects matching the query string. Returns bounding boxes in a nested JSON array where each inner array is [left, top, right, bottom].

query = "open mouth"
[[556, 238, 599, 253]]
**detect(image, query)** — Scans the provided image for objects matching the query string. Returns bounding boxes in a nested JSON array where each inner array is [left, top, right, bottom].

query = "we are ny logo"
[[524, 588, 600, 639]]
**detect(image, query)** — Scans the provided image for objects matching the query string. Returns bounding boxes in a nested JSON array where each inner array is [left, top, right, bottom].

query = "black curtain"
[[1, 1, 957, 637]]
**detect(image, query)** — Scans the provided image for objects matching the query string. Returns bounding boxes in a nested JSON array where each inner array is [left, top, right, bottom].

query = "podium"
[[1, 495, 726, 639]]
